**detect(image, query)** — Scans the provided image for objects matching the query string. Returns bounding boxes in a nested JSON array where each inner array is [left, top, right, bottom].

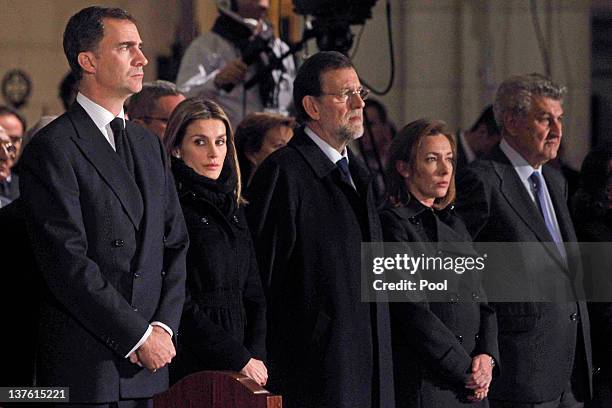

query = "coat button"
[[474, 333, 480, 341], [455, 334, 463, 343], [133, 307, 138, 312], [134, 273, 140, 279], [232, 215, 239, 223], [161, 270, 166, 277], [162, 236, 167, 243], [472, 293, 480, 301], [570, 313, 578, 321], [408, 216, 419, 225], [112, 239, 124, 247], [593, 367, 601, 376], [200, 217, 209, 225]]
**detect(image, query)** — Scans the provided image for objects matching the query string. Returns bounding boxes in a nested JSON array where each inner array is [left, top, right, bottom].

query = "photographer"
[[176, 0, 295, 127]]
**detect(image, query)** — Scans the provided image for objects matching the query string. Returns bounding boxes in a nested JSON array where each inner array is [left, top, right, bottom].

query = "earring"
[[172, 150, 181, 159]]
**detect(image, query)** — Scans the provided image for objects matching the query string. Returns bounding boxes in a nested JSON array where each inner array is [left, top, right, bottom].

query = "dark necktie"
[[529, 171, 566, 259], [336, 157, 353, 188], [109, 118, 135, 177]]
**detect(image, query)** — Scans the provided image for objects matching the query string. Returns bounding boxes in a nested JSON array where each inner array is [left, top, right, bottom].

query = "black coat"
[[574, 210, 612, 408], [456, 146, 592, 403], [18, 103, 189, 403], [170, 159, 266, 383], [246, 127, 395, 408], [380, 199, 499, 408], [0, 198, 38, 386]]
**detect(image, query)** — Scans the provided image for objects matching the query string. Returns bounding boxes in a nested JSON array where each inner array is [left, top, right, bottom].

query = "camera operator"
[[176, 0, 295, 127]]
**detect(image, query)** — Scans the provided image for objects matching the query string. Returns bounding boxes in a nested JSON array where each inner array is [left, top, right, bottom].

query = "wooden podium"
[[154, 371, 282, 408]]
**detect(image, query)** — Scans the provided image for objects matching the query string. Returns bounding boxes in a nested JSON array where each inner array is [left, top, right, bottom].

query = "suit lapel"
[[491, 149, 567, 268], [543, 165, 576, 243], [68, 104, 144, 229]]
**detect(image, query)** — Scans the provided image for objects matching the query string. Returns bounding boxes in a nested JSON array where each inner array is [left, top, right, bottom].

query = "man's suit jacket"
[[19, 103, 189, 403], [245, 127, 394, 408], [456, 146, 592, 403]]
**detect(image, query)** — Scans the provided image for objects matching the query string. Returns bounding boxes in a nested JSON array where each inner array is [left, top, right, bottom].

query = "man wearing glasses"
[[0, 106, 25, 203], [246, 51, 394, 408], [126, 80, 185, 140], [0, 125, 17, 207]]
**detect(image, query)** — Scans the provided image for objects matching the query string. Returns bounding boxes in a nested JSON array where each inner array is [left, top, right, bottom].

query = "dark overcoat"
[[455, 146, 592, 403], [246, 127, 395, 408], [380, 200, 499, 407], [0, 198, 38, 386], [574, 210, 612, 407], [18, 103, 189, 403], [169, 159, 266, 382]]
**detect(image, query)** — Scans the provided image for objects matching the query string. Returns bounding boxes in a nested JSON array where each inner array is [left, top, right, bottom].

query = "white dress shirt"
[[305, 126, 356, 189], [76, 92, 173, 357]]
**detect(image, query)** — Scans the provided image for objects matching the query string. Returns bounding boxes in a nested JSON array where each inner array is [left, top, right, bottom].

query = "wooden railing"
[[154, 371, 282, 408]]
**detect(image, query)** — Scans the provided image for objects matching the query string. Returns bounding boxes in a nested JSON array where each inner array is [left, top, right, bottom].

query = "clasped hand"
[[128, 326, 176, 373], [465, 354, 493, 402]]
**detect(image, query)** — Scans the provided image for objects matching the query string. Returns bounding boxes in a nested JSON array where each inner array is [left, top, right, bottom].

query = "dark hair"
[[0, 106, 27, 133], [164, 98, 244, 206], [572, 146, 612, 221], [126, 80, 183, 121], [235, 112, 296, 154], [59, 71, 79, 110], [292, 51, 354, 124], [385, 119, 456, 210], [365, 99, 388, 124], [469, 105, 499, 137], [63, 6, 137, 81]]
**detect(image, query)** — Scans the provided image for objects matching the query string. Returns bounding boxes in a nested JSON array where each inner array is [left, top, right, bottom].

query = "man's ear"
[[78, 51, 96, 75], [395, 160, 411, 178], [302, 96, 321, 122]]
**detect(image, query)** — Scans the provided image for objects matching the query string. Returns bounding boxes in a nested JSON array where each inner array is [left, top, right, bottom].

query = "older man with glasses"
[[246, 51, 393, 408], [0, 125, 17, 207]]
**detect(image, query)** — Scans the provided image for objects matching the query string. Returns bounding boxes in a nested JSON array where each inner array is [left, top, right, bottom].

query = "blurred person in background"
[[235, 111, 295, 185]]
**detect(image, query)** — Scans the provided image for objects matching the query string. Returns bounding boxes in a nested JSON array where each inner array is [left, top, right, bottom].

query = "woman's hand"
[[465, 354, 494, 401], [240, 358, 268, 386]]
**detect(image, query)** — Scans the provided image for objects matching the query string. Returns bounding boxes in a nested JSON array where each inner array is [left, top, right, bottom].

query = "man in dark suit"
[[246, 51, 394, 408], [456, 73, 592, 407], [18, 6, 188, 406]]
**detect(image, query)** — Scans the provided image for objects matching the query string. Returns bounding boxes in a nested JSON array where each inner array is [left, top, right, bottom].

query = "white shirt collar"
[[304, 126, 349, 165], [76, 92, 125, 130], [499, 138, 542, 183], [76, 93, 125, 150]]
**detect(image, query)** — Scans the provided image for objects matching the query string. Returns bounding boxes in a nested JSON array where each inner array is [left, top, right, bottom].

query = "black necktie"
[[336, 157, 353, 187], [109, 118, 135, 177]]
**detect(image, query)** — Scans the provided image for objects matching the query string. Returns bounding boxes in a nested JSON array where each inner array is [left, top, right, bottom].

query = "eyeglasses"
[[140, 116, 169, 124], [319, 87, 369, 103], [0, 140, 17, 159]]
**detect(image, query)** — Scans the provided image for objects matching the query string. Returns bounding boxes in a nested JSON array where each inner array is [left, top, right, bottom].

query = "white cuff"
[[151, 321, 173, 338], [125, 324, 152, 358]]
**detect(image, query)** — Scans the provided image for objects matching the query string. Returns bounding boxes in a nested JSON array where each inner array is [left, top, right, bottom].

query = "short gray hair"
[[493, 73, 566, 132], [126, 80, 183, 120]]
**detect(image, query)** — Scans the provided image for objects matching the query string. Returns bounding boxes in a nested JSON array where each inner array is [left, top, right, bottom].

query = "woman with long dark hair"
[[164, 98, 267, 386]]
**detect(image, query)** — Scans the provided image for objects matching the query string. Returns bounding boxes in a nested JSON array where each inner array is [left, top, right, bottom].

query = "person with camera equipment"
[[176, 0, 295, 128]]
